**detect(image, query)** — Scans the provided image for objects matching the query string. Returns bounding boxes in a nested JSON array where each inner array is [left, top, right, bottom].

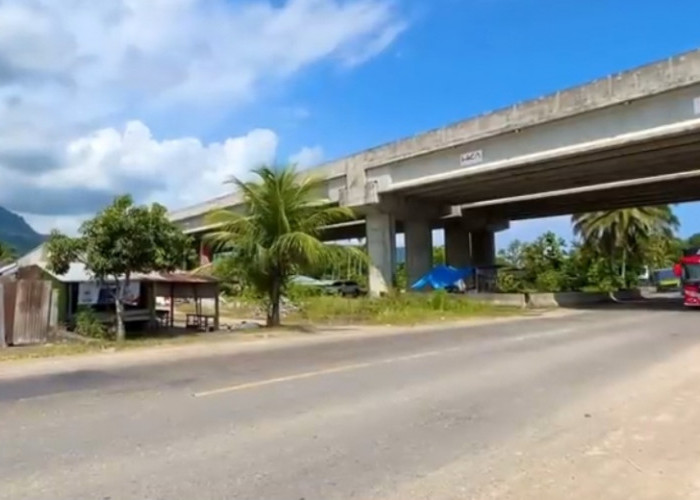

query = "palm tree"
[[0, 241, 16, 264], [572, 205, 679, 285], [205, 165, 363, 327]]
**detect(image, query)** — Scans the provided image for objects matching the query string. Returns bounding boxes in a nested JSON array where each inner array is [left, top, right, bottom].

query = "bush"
[[496, 271, 524, 293], [534, 269, 565, 292], [74, 307, 110, 340]]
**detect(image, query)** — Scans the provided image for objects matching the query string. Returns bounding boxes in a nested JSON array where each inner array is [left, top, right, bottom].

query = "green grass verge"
[[289, 292, 520, 325]]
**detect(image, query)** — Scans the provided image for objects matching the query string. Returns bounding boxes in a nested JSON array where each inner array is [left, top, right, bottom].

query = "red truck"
[[674, 247, 700, 306]]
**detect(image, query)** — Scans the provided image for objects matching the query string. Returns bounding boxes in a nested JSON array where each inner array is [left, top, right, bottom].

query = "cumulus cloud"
[[2, 119, 281, 228], [0, 0, 405, 231], [8, 122, 280, 233]]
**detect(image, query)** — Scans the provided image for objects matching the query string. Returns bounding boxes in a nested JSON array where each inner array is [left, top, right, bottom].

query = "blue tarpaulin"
[[410, 265, 474, 291]]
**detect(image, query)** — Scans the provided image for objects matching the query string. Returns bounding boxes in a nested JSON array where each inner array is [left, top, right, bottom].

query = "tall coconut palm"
[[571, 205, 679, 285], [205, 165, 363, 327]]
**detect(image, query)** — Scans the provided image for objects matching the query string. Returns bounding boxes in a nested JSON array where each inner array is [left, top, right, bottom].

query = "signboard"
[[78, 282, 141, 305], [460, 149, 484, 167]]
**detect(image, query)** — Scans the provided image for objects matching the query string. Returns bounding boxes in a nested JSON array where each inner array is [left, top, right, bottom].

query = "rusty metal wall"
[[9, 281, 52, 346]]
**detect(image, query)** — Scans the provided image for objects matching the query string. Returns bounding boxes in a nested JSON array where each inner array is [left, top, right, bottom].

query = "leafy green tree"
[[521, 232, 568, 291], [0, 241, 16, 263], [205, 166, 363, 327], [572, 206, 679, 286], [433, 246, 446, 266], [564, 242, 622, 292], [641, 234, 684, 270], [686, 233, 700, 248], [497, 239, 526, 268], [46, 195, 193, 342]]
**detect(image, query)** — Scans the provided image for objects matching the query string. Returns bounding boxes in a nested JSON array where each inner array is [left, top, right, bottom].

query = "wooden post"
[[148, 282, 157, 329], [49, 288, 59, 340], [0, 284, 5, 349], [214, 283, 220, 331], [169, 283, 175, 328]]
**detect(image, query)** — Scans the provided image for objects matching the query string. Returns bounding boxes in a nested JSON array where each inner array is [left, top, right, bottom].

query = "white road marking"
[[194, 326, 582, 398]]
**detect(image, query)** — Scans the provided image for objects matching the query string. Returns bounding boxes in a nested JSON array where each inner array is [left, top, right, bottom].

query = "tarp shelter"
[[411, 265, 474, 291]]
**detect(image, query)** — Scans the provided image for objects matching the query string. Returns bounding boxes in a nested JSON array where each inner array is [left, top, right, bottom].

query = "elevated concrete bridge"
[[170, 49, 700, 295]]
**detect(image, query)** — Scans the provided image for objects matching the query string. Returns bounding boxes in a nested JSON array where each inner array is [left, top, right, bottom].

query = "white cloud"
[[0, 0, 405, 231], [290, 145, 325, 168], [3, 121, 280, 223]]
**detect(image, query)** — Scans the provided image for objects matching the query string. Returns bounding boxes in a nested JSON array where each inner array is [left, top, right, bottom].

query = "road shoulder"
[[0, 309, 577, 381]]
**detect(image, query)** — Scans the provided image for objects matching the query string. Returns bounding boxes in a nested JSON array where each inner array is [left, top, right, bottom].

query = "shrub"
[[534, 269, 565, 292], [74, 307, 110, 340], [496, 270, 524, 293]]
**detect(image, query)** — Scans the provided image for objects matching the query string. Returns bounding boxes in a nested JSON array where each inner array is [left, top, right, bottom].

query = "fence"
[[0, 280, 58, 347]]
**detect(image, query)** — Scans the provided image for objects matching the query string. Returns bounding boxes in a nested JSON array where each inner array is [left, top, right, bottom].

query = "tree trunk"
[[115, 279, 126, 342], [267, 278, 282, 327], [621, 248, 627, 288]]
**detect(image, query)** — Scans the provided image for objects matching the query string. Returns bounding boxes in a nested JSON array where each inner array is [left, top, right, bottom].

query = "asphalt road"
[[2, 304, 699, 499]]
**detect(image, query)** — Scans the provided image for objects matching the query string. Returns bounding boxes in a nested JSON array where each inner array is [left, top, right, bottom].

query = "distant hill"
[[0, 206, 44, 255]]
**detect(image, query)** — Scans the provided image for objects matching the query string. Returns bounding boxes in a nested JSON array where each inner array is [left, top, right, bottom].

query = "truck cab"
[[674, 247, 700, 306]]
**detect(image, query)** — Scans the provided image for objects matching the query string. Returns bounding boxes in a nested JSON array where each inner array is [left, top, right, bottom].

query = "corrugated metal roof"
[[37, 262, 217, 284], [136, 272, 218, 284], [0, 262, 17, 276]]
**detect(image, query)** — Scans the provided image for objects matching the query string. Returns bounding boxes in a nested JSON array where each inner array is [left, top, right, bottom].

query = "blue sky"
[[2, 0, 700, 245], [210, 0, 700, 246]]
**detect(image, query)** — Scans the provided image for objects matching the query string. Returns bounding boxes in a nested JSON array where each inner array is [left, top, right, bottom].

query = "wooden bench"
[[186, 313, 216, 332]]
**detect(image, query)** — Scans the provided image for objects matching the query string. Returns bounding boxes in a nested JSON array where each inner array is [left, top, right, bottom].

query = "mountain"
[[0, 206, 44, 255]]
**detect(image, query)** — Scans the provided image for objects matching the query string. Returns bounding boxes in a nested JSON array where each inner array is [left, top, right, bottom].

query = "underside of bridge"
[[392, 126, 700, 209], [323, 126, 700, 295]]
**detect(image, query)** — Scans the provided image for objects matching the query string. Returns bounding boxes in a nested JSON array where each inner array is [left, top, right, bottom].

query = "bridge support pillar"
[[366, 212, 396, 296], [470, 230, 496, 267], [445, 219, 471, 268], [405, 219, 433, 289]]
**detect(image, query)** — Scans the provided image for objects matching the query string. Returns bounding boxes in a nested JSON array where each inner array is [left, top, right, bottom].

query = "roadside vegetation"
[[496, 205, 683, 293], [289, 291, 517, 325], [0, 241, 16, 263], [179, 287, 517, 326], [204, 165, 366, 327]]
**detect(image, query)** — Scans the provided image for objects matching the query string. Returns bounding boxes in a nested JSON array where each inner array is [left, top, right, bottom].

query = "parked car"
[[325, 280, 364, 297], [653, 267, 680, 291]]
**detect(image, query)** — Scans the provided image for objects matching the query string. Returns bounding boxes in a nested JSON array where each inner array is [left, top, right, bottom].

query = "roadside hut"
[[16, 262, 220, 332]]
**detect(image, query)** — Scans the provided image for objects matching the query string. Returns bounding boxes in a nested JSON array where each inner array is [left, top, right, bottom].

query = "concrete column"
[[470, 229, 496, 267], [444, 219, 471, 268], [404, 219, 433, 288], [366, 213, 396, 296]]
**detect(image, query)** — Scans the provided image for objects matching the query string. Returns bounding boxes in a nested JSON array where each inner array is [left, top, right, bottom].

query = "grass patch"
[[290, 292, 520, 325]]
